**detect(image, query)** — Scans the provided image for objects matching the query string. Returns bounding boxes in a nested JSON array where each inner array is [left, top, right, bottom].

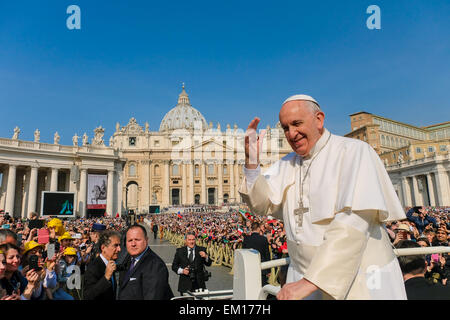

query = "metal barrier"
[[233, 246, 450, 300]]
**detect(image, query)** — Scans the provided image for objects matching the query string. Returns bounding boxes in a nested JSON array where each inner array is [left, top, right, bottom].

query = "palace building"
[[345, 112, 450, 207], [0, 86, 291, 218]]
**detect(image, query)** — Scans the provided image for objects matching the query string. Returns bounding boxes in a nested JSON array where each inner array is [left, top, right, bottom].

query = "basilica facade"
[[0, 86, 291, 218], [112, 85, 291, 213]]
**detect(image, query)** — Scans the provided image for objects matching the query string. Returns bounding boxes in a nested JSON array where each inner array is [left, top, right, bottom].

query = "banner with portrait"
[[87, 174, 107, 209]]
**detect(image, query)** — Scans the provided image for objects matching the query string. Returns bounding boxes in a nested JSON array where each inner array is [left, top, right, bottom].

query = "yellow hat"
[[58, 232, 74, 242], [22, 241, 44, 254], [63, 247, 77, 256], [47, 218, 66, 236]]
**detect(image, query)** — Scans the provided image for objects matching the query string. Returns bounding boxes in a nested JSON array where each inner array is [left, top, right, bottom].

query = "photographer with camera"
[[172, 232, 212, 296]]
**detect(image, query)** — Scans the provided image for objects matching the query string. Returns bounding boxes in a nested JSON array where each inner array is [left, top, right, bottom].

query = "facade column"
[[182, 163, 187, 205], [217, 162, 223, 205], [142, 160, 150, 212], [201, 162, 206, 204], [5, 165, 17, 215], [27, 166, 39, 216], [79, 169, 88, 218], [164, 161, 170, 206], [148, 160, 153, 205], [411, 175, 422, 206], [228, 161, 235, 203], [189, 162, 194, 204], [106, 170, 115, 217], [117, 168, 123, 217], [50, 168, 59, 192], [426, 174, 437, 207], [234, 163, 240, 202]]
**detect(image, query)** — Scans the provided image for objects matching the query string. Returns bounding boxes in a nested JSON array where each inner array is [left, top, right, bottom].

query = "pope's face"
[[279, 101, 325, 157]]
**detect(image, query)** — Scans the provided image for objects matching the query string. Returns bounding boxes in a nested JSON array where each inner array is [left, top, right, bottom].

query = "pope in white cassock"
[[239, 94, 407, 300]]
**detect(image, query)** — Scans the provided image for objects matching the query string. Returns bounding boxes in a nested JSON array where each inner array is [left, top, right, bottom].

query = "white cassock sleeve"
[[243, 166, 261, 191], [303, 211, 372, 300]]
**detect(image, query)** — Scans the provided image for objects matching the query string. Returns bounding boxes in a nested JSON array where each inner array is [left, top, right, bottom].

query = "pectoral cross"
[[293, 203, 308, 227]]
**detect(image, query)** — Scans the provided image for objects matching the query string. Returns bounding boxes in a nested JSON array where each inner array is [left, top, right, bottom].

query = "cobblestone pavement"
[[142, 224, 234, 297]]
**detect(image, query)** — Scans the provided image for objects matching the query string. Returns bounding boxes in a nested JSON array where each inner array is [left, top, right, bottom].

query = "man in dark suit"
[[83, 230, 121, 300], [152, 222, 158, 240], [397, 240, 450, 300], [118, 224, 173, 300], [242, 221, 271, 285], [172, 232, 212, 296]]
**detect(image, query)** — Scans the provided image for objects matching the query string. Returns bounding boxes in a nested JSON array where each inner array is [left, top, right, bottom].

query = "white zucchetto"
[[282, 94, 320, 108]]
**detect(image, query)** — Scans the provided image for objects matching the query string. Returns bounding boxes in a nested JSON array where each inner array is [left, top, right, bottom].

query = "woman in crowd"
[[0, 249, 20, 300], [0, 243, 42, 300]]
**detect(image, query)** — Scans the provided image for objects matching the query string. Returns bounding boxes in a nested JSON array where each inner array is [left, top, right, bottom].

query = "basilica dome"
[[159, 85, 208, 132]]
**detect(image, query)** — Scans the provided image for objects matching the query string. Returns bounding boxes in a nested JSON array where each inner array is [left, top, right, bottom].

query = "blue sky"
[[0, 0, 449, 145]]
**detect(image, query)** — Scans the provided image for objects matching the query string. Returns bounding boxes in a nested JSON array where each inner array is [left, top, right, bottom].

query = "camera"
[[29, 254, 42, 271], [188, 264, 211, 282]]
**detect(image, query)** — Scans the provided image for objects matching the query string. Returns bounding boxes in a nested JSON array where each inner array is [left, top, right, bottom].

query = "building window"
[[195, 165, 199, 176], [129, 164, 136, 177], [154, 165, 160, 176], [224, 180, 228, 184], [129, 137, 136, 146], [440, 145, 447, 151], [195, 180, 200, 184], [278, 139, 283, 148], [154, 140, 160, 147], [223, 165, 228, 175], [208, 164, 214, 175], [416, 147, 422, 153], [428, 146, 435, 153], [172, 164, 179, 175]]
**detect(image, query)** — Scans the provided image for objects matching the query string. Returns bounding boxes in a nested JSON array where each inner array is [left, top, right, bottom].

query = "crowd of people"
[[146, 208, 288, 259], [385, 206, 450, 287], [0, 211, 127, 300], [1, 204, 449, 300]]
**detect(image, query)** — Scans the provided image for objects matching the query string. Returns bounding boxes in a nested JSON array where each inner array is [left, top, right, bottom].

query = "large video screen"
[[149, 205, 160, 214], [41, 192, 76, 218]]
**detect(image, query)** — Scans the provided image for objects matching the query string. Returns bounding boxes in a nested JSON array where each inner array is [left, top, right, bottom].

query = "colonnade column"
[[401, 177, 411, 207], [426, 174, 436, 207], [435, 170, 450, 206], [411, 175, 422, 206], [79, 169, 87, 218], [27, 166, 39, 215], [5, 165, 17, 215], [50, 168, 58, 191], [106, 170, 115, 217]]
